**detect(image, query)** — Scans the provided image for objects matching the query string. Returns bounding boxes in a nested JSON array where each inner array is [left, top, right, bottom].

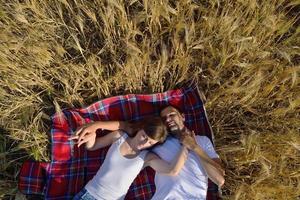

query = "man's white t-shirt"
[[151, 135, 219, 200]]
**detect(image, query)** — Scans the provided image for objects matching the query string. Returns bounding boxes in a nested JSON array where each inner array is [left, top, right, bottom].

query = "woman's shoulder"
[[109, 130, 126, 143]]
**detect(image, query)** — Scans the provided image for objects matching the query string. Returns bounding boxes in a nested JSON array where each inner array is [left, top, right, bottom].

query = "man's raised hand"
[[179, 129, 198, 151]]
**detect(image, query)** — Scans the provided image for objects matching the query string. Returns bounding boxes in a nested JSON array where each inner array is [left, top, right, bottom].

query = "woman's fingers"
[[74, 126, 84, 136], [68, 135, 79, 140], [77, 140, 85, 147], [69, 124, 96, 147], [69, 125, 89, 141], [68, 131, 88, 141], [78, 128, 90, 142], [77, 135, 92, 147]]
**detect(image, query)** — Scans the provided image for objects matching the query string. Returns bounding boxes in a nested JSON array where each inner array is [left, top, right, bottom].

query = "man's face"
[[160, 106, 185, 134]]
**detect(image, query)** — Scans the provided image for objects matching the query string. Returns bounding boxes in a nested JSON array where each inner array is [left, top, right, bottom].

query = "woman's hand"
[[68, 122, 99, 148]]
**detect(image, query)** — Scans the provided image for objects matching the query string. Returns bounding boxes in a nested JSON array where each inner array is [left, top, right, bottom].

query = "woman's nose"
[[141, 137, 148, 144]]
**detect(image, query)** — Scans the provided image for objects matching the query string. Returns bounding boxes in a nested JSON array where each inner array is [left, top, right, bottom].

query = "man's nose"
[[166, 117, 171, 122]]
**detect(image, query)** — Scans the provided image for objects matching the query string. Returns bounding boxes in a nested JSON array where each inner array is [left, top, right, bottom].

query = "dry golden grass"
[[0, 0, 299, 199]]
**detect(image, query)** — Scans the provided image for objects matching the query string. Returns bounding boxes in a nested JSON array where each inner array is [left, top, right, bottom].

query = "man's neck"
[[170, 126, 187, 139]]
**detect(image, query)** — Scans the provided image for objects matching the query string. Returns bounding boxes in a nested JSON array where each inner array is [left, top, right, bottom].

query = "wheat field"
[[0, 0, 299, 199]]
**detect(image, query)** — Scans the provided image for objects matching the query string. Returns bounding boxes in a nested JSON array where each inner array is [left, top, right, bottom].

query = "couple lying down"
[[69, 106, 225, 200]]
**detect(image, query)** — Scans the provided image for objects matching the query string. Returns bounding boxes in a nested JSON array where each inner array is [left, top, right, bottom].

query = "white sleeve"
[[196, 136, 219, 159]]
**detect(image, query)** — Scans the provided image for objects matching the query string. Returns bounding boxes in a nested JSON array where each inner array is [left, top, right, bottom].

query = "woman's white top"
[[85, 133, 148, 200]]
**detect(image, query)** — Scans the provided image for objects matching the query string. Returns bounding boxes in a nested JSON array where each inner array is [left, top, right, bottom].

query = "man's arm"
[[192, 145, 225, 187], [180, 131, 225, 187]]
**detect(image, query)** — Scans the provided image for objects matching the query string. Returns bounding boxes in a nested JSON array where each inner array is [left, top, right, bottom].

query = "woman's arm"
[[77, 120, 130, 134], [69, 121, 130, 146], [144, 146, 188, 176], [68, 130, 123, 150]]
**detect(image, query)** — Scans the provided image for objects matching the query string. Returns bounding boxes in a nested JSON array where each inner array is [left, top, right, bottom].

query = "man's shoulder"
[[195, 135, 210, 141], [157, 136, 179, 146], [195, 135, 214, 146], [153, 136, 180, 150]]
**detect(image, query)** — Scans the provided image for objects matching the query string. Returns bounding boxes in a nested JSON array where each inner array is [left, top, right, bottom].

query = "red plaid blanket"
[[18, 86, 221, 199]]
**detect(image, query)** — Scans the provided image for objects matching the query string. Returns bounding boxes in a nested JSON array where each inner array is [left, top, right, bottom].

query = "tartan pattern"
[[18, 86, 220, 199], [19, 161, 49, 195]]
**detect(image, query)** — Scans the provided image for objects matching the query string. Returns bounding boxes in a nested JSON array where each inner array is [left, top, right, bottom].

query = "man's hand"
[[179, 128, 198, 151], [68, 122, 98, 147], [176, 127, 225, 187]]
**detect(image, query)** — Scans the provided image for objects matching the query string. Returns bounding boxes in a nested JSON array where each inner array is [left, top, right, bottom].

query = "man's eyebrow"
[[161, 111, 177, 117]]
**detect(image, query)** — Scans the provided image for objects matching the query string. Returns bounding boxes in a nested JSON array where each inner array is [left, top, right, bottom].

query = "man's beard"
[[169, 125, 179, 131], [169, 125, 181, 137]]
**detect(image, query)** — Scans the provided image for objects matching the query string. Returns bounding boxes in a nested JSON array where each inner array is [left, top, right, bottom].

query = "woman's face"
[[134, 129, 158, 150]]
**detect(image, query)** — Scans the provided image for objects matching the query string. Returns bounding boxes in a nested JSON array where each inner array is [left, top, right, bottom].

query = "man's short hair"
[[159, 104, 183, 114]]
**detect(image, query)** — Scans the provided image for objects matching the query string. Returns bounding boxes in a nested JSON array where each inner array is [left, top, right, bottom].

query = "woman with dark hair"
[[69, 117, 187, 200]]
